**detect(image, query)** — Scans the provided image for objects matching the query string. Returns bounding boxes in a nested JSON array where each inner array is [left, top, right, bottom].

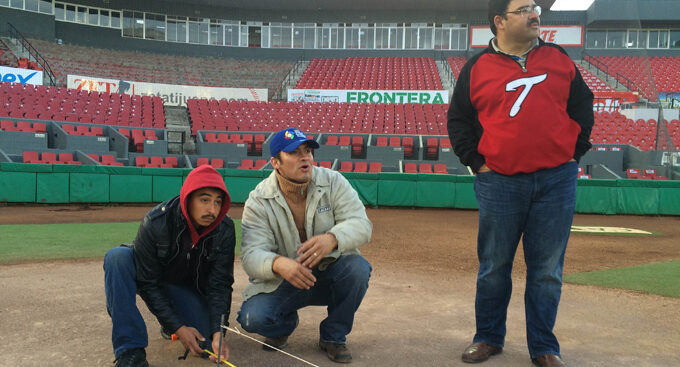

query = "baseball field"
[[1, 205, 679, 367]]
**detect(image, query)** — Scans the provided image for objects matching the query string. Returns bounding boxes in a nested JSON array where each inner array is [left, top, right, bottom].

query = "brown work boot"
[[531, 354, 566, 367], [262, 336, 289, 351], [319, 339, 352, 363], [461, 341, 502, 363]]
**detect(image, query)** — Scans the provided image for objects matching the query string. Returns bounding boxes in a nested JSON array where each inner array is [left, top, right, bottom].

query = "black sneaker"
[[319, 340, 352, 363], [160, 326, 172, 340], [262, 336, 289, 351], [114, 348, 149, 367]]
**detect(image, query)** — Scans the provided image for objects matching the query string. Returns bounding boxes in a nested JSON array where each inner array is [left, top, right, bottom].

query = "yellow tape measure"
[[202, 349, 236, 367]]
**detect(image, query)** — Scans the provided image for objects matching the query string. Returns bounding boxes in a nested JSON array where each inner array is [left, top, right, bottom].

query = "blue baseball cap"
[[269, 128, 320, 157]]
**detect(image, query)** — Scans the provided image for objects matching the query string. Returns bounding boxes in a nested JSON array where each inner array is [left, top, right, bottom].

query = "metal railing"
[[583, 53, 609, 78], [6, 22, 57, 86], [273, 57, 306, 101], [614, 72, 647, 99]]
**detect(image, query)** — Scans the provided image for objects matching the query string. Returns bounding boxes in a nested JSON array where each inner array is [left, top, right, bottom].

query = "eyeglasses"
[[504, 4, 541, 16]]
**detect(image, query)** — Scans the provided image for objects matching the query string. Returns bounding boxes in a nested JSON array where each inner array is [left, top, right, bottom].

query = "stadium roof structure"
[[160, 0, 557, 12]]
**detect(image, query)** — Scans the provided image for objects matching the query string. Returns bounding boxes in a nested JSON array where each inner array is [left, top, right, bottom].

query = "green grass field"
[[564, 260, 680, 298], [2, 221, 677, 299], [0, 220, 242, 264]]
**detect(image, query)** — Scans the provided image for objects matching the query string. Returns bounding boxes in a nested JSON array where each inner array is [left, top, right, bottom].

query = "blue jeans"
[[237, 254, 371, 344], [103, 246, 212, 358], [472, 161, 577, 359]]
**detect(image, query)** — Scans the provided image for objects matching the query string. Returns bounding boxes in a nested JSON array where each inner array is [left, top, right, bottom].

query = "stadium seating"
[[0, 82, 166, 128], [1, 120, 47, 133], [591, 111, 679, 151], [187, 99, 448, 135], [296, 57, 443, 90], [21, 151, 78, 164], [237, 159, 267, 170], [575, 64, 614, 92], [584, 56, 680, 101], [88, 153, 124, 166], [447, 57, 467, 80], [196, 157, 224, 169], [29, 39, 293, 100]]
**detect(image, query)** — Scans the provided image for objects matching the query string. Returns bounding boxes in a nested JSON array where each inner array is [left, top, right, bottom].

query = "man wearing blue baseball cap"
[[237, 127, 372, 364]]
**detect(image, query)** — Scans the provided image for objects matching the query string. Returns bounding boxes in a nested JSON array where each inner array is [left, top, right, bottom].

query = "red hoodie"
[[179, 165, 231, 247]]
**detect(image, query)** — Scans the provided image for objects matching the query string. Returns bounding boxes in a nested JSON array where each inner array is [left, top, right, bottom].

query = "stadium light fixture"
[[550, 0, 595, 11]]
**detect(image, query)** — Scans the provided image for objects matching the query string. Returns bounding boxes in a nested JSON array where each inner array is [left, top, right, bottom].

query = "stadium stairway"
[[163, 106, 194, 154], [576, 59, 630, 93], [436, 60, 454, 96], [273, 60, 309, 100]]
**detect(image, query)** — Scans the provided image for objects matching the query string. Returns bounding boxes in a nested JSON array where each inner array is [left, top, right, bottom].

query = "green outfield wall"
[[1, 163, 679, 215]]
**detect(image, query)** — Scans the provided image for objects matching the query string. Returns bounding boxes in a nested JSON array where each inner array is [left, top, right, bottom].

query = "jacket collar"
[[488, 37, 543, 56], [260, 166, 331, 199]]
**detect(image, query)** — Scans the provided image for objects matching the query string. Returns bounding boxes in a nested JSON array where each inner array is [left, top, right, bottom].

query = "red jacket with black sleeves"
[[447, 39, 594, 175]]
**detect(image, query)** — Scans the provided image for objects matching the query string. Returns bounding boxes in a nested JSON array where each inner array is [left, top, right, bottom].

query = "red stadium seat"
[[1, 120, 17, 131], [165, 156, 178, 168], [368, 162, 382, 173], [354, 161, 368, 172], [339, 161, 353, 172], [319, 161, 332, 169], [434, 164, 448, 174], [134, 156, 149, 167], [626, 168, 642, 179], [404, 163, 417, 173], [419, 163, 433, 173], [210, 158, 224, 169], [22, 151, 39, 163], [16, 121, 32, 132], [149, 156, 164, 168], [62, 124, 76, 135], [41, 152, 58, 164], [238, 159, 254, 170], [32, 122, 46, 133]]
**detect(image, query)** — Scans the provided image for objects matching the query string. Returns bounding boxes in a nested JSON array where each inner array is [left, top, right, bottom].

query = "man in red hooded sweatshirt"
[[103, 165, 236, 367]]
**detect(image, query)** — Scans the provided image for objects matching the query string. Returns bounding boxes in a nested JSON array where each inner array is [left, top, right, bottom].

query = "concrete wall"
[[0, 7, 55, 40]]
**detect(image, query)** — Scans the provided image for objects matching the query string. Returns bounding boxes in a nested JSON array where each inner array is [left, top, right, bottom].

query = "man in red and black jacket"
[[447, 1, 593, 366], [104, 165, 235, 367]]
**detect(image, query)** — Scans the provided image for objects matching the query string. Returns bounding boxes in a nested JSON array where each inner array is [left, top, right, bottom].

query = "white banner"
[[67, 75, 267, 106], [288, 89, 449, 104], [470, 25, 584, 47], [0, 65, 43, 85]]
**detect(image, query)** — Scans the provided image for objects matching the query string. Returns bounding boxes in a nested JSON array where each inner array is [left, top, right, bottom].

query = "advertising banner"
[[288, 89, 449, 104], [592, 91, 639, 112], [67, 75, 267, 106], [470, 25, 583, 47], [0, 65, 43, 85], [659, 92, 680, 109]]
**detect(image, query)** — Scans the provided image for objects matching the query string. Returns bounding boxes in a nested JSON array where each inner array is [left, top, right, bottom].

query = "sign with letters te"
[[470, 25, 584, 47]]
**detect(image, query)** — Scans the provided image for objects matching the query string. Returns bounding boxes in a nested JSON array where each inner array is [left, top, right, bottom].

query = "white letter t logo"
[[505, 73, 548, 117]]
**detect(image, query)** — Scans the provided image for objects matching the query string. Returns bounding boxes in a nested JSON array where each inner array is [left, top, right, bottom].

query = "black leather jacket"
[[131, 195, 235, 336]]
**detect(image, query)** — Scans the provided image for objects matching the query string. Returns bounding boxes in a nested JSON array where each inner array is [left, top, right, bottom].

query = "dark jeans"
[[472, 161, 577, 358], [237, 254, 371, 344], [103, 246, 212, 358]]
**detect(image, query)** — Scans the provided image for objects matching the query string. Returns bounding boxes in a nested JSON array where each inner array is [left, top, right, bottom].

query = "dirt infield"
[[1, 205, 679, 367]]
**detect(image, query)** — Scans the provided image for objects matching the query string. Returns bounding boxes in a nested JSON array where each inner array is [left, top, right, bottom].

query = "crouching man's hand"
[[273, 256, 316, 290], [210, 331, 230, 363]]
